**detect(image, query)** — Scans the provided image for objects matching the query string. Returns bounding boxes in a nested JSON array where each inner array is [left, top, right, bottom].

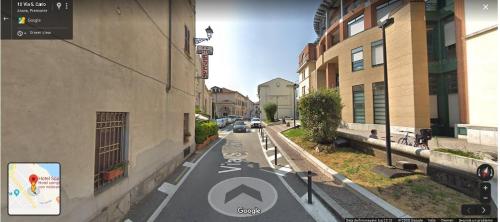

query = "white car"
[[216, 119, 226, 128], [250, 118, 262, 128]]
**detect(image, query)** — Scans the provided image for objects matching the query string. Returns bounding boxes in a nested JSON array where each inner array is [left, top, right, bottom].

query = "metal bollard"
[[308, 171, 312, 204], [274, 146, 278, 165], [265, 136, 268, 150]]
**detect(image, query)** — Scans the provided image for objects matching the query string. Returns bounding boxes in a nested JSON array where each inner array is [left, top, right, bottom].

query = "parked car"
[[233, 121, 247, 133], [250, 118, 262, 128], [222, 117, 230, 125], [216, 119, 226, 128]]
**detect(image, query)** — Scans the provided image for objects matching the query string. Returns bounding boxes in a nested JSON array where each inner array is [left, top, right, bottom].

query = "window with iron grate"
[[94, 112, 128, 193]]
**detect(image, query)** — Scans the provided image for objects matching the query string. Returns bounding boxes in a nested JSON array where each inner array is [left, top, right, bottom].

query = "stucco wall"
[[1, 0, 196, 221], [466, 29, 497, 127], [258, 78, 295, 120]]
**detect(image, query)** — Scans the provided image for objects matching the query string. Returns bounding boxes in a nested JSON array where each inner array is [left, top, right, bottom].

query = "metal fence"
[[94, 112, 127, 192]]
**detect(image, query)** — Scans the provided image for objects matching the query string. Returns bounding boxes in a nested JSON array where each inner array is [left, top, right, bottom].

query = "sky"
[[196, 0, 321, 102]]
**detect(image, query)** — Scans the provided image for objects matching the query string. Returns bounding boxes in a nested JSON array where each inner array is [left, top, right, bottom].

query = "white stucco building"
[[257, 78, 297, 121]]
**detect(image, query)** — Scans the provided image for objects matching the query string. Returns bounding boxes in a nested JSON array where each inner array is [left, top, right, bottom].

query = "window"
[[372, 82, 386, 124], [351, 47, 364, 71], [184, 25, 190, 55], [376, 0, 402, 24], [371, 40, 384, 66], [443, 19, 456, 47], [352, 85, 365, 123], [302, 86, 306, 95], [183, 113, 190, 143], [347, 14, 364, 37], [94, 112, 128, 192]]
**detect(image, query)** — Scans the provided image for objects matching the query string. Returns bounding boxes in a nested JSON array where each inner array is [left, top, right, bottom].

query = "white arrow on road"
[[218, 165, 241, 174]]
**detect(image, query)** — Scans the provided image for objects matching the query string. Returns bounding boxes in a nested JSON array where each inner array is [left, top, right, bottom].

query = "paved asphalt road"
[[149, 123, 320, 222]]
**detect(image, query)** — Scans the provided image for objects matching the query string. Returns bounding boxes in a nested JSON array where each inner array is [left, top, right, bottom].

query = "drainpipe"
[[166, 0, 173, 93]]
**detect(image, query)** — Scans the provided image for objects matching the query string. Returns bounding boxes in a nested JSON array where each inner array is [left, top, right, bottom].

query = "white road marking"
[[217, 165, 241, 174], [183, 162, 195, 168], [257, 131, 337, 222], [157, 182, 177, 195], [278, 166, 292, 173], [147, 133, 231, 222], [263, 147, 275, 151], [260, 168, 286, 177], [268, 153, 282, 161]]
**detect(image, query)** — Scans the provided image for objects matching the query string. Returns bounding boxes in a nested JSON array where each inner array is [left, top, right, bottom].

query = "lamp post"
[[194, 26, 214, 45], [293, 83, 299, 127], [379, 17, 394, 167]]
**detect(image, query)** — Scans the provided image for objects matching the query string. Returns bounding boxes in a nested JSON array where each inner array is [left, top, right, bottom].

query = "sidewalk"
[[264, 125, 395, 218]]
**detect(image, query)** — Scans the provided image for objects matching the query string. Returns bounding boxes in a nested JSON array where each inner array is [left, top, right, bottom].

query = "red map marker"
[[29, 174, 38, 194], [29, 174, 38, 184]]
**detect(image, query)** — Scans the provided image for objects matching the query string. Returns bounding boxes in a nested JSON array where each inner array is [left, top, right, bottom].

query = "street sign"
[[196, 45, 213, 55], [201, 54, 209, 79]]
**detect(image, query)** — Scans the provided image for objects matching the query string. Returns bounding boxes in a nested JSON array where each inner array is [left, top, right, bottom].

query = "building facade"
[[1, 0, 198, 221], [211, 86, 254, 118], [195, 56, 213, 118], [458, 0, 497, 145], [298, 44, 318, 99], [298, 0, 497, 145], [257, 78, 297, 121]]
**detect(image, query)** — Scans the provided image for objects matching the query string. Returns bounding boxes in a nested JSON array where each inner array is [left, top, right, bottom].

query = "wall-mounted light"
[[194, 26, 214, 45]]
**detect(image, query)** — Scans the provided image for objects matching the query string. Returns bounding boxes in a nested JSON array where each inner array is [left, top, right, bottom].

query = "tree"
[[263, 102, 278, 122], [298, 89, 343, 144]]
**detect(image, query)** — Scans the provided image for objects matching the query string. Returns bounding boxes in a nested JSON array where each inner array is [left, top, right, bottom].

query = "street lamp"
[[293, 83, 299, 127], [379, 17, 394, 167], [194, 26, 214, 45]]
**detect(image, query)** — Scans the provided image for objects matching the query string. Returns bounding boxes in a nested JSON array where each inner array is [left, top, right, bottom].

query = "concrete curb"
[[264, 129, 353, 220], [274, 129, 411, 218]]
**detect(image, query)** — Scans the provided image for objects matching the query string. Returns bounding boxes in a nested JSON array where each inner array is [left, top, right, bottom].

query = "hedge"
[[298, 89, 343, 144], [195, 120, 218, 144]]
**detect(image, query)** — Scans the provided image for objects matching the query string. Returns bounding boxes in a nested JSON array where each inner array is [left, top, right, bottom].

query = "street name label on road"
[[208, 177, 277, 217], [219, 158, 243, 174]]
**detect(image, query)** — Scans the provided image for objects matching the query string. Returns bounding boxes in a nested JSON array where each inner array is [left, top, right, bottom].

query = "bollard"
[[308, 171, 312, 204], [274, 146, 278, 165], [265, 136, 268, 150]]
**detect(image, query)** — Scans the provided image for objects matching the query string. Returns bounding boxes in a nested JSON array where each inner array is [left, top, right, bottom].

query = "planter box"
[[196, 140, 209, 150], [102, 167, 124, 181]]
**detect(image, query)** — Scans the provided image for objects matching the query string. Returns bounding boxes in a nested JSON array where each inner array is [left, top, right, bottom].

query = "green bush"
[[263, 102, 278, 122], [298, 89, 343, 144], [195, 120, 218, 144]]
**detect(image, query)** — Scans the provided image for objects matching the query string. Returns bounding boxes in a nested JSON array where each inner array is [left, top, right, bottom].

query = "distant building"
[[211, 86, 254, 118], [297, 43, 318, 99], [257, 78, 296, 121]]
